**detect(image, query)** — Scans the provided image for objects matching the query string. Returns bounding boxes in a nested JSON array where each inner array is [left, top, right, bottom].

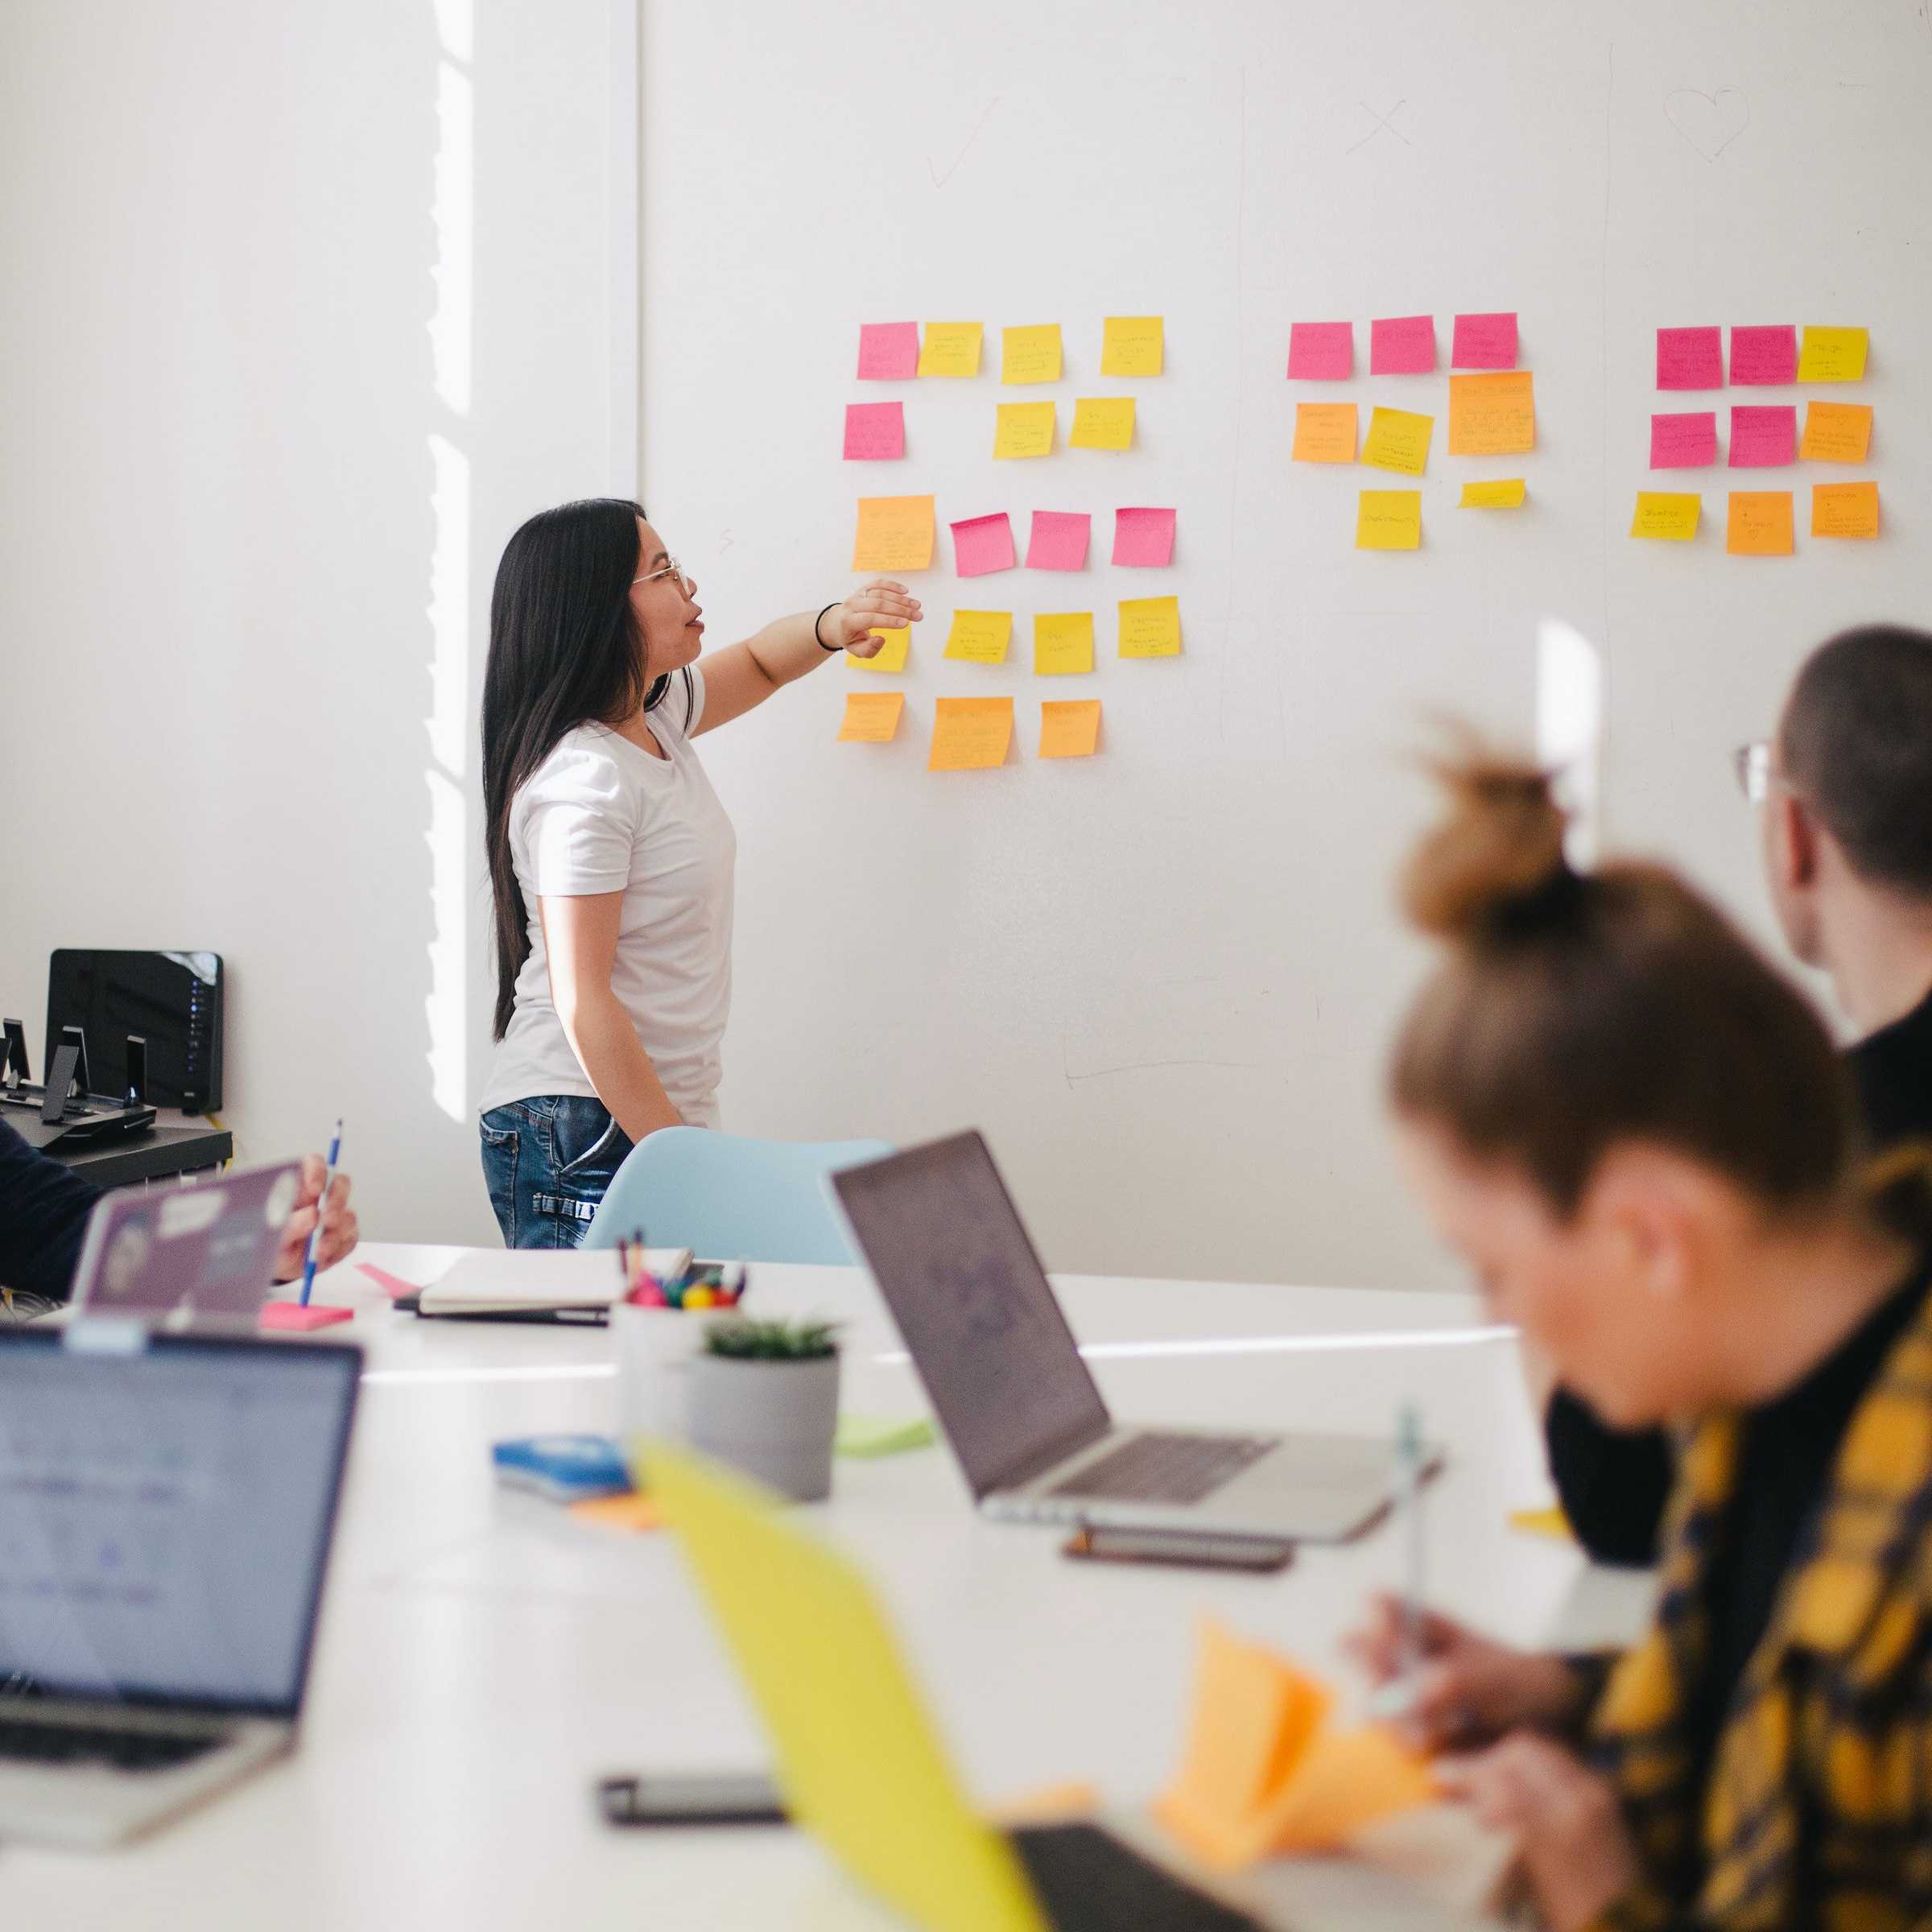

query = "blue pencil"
[[297, 1120, 344, 1307]]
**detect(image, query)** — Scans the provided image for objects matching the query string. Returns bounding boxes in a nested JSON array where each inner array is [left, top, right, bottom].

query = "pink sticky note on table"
[[1370, 315, 1435, 375], [1650, 411, 1718, 469], [1657, 327, 1724, 390], [357, 1262, 422, 1299], [1287, 321, 1352, 381], [1729, 405, 1798, 468], [1026, 510, 1091, 572], [857, 322, 919, 381], [1113, 506, 1176, 567], [844, 401, 905, 460], [951, 512, 1016, 577], [1728, 325, 1797, 386], [1451, 312, 1518, 369]]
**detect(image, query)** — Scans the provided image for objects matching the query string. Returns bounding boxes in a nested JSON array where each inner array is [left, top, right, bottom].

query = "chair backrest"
[[583, 1127, 892, 1265]]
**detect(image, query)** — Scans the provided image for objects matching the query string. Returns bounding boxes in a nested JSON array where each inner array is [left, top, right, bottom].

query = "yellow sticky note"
[[1629, 492, 1700, 540], [1728, 490, 1795, 556], [1117, 595, 1181, 658], [943, 609, 1013, 665], [852, 495, 935, 572], [917, 321, 983, 378], [1360, 407, 1434, 477], [1291, 402, 1357, 464], [994, 402, 1056, 460], [928, 697, 1014, 771], [1460, 478, 1526, 508], [837, 691, 906, 742], [1101, 315, 1163, 377], [1795, 326, 1868, 383], [1508, 1505, 1575, 1542], [1355, 490, 1422, 550], [1447, 371, 1535, 456], [1033, 611, 1095, 675], [1039, 700, 1101, 759], [853, 626, 910, 672], [1812, 481, 1880, 539], [1001, 324, 1063, 385], [1069, 397, 1136, 451], [1800, 401, 1873, 464]]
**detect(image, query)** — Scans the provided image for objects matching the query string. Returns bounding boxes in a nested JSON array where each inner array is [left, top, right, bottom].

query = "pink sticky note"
[[1729, 405, 1798, 469], [1370, 315, 1435, 375], [857, 322, 919, 381], [1113, 506, 1176, 568], [844, 401, 905, 460], [951, 512, 1016, 577], [1287, 321, 1353, 381], [1657, 327, 1724, 390], [1649, 411, 1718, 469], [1451, 312, 1518, 369], [1728, 325, 1797, 386], [1026, 510, 1091, 572], [357, 1262, 422, 1299]]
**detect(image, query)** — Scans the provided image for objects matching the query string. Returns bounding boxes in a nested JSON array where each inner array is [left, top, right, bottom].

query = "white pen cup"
[[612, 1302, 711, 1447]]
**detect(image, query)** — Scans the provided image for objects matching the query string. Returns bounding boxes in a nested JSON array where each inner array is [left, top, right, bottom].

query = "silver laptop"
[[0, 1323, 360, 1845], [832, 1131, 1402, 1542]]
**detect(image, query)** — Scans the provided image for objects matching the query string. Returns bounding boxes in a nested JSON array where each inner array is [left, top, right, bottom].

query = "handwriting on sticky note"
[[943, 610, 1013, 664], [1729, 325, 1796, 386], [1117, 595, 1181, 658], [852, 495, 935, 572], [1630, 492, 1700, 540], [917, 321, 982, 378], [1369, 315, 1435, 375], [1800, 401, 1872, 464], [1656, 327, 1724, 390], [950, 512, 1016, 578], [928, 697, 1013, 771], [843, 401, 905, 460], [1287, 321, 1352, 381], [1292, 402, 1357, 464], [1001, 324, 1063, 385], [994, 401, 1056, 459], [1796, 326, 1868, 383], [1039, 700, 1101, 759], [1361, 407, 1434, 476], [1033, 611, 1095, 675], [1112, 506, 1176, 567], [1447, 372, 1534, 456], [1812, 481, 1879, 539], [1728, 491, 1794, 556], [1451, 312, 1518, 369], [1356, 490, 1422, 550], [1070, 397, 1135, 451], [1650, 411, 1718, 469], [1728, 405, 1797, 469], [853, 626, 910, 672], [1101, 316, 1163, 377], [1459, 478, 1525, 508], [857, 322, 919, 382], [837, 691, 905, 741], [1026, 511, 1090, 572]]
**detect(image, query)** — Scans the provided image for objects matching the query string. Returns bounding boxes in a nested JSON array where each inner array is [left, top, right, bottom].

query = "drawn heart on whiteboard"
[[1665, 87, 1750, 162]]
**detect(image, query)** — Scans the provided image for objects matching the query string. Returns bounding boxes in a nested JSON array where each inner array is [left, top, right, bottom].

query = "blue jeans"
[[479, 1096, 635, 1249]]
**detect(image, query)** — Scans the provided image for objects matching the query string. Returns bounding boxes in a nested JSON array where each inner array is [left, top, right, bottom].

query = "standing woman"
[[477, 497, 919, 1248]]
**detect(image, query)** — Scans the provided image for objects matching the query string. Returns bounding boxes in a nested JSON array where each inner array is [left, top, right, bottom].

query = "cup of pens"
[[609, 1235, 746, 1447]]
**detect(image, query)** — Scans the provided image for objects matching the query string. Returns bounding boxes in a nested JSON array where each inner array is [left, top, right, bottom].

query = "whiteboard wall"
[[639, 0, 1932, 1290]]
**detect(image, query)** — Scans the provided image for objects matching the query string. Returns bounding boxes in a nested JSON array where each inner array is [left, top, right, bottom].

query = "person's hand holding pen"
[[270, 1151, 360, 1285]]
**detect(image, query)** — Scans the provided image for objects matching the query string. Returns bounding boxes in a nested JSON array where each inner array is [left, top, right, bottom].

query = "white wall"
[[0, 1, 634, 1243]]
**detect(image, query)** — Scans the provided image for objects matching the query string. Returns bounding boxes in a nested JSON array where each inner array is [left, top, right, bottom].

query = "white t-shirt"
[[479, 669, 737, 1128]]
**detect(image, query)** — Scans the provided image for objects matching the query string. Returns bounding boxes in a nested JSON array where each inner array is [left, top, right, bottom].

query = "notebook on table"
[[408, 1247, 692, 1322]]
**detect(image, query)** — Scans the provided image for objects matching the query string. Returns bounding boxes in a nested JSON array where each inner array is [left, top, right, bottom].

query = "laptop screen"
[[0, 1330, 360, 1715], [832, 1132, 1110, 1498]]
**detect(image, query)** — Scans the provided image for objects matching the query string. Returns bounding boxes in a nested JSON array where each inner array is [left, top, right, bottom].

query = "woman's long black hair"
[[482, 497, 671, 1042]]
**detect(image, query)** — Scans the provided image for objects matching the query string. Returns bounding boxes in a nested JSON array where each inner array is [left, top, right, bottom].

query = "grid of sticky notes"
[[842, 317, 1182, 769], [1287, 312, 1534, 551], [1633, 325, 1876, 551]]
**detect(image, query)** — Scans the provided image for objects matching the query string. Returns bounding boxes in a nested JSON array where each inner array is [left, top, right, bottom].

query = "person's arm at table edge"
[[0, 1116, 100, 1303]]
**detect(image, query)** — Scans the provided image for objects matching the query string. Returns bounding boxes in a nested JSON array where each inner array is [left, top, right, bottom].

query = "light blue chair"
[[582, 1127, 893, 1265]]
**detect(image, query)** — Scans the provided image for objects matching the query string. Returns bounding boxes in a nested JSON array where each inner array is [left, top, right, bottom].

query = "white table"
[[2, 1248, 1654, 1929]]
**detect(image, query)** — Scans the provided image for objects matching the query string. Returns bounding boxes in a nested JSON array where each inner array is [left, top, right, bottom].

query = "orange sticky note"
[[852, 495, 935, 572], [1292, 402, 1357, 464], [1447, 371, 1535, 456], [1799, 401, 1873, 464], [568, 1493, 663, 1532], [1265, 1728, 1439, 1855], [837, 691, 906, 742], [1812, 481, 1879, 539], [1356, 490, 1422, 550], [852, 626, 910, 672], [1034, 611, 1095, 675], [1728, 491, 1794, 556], [928, 697, 1013, 771], [1117, 595, 1181, 658], [1039, 700, 1101, 758]]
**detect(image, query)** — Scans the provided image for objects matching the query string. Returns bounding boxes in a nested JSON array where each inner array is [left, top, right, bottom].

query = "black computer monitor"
[[45, 950, 224, 1113]]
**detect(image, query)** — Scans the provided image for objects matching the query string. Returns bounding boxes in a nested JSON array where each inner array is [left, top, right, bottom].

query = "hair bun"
[[1400, 747, 1573, 943]]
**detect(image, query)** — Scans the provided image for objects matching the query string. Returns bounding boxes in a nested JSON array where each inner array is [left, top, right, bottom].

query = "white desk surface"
[[3, 1247, 1655, 1930]]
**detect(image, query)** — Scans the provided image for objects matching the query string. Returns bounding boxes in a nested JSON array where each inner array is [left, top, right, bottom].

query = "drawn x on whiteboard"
[[1348, 100, 1411, 152]]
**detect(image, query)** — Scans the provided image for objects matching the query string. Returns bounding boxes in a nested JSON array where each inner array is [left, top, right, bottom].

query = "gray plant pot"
[[686, 1352, 841, 1503]]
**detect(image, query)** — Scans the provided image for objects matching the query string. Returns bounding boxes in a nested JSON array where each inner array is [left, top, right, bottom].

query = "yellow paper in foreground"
[[1117, 595, 1181, 658], [929, 698, 1014, 770], [852, 495, 935, 571], [1101, 315, 1163, 377], [943, 609, 1013, 665], [837, 691, 906, 742], [1800, 401, 1872, 464], [1447, 371, 1535, 456], [1356, 490, 1422, 551], [853, 626, 910, 672], [918, 321, 983, 378], [1070, 396, 1135, 451], [1360, 407, 1434, 477], [1038, 700, 1101, 758], [1033, 611, 1095, 675], [994, 402, 1057, 459], [1795, 326, 1868, 383], [1812, 481, 1879, 539], [1292, 402, 1357, 464], [1001, 324, 1063, 385], [1459, 479, 1525, 508], [1508, 1505, 1575, 1542], [1629, 492, 1699, 541]]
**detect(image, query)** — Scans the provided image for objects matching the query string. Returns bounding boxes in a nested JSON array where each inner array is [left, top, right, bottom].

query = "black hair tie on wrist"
[[814, 602, 842, 651]]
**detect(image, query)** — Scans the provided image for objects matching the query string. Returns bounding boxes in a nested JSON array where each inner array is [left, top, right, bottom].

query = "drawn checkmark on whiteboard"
[[1664, 87, 1749, 162]]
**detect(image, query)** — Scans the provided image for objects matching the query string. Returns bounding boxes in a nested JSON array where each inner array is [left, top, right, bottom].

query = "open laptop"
[[0, 1324, 361, 1845], [831, 1132, 1404, 1542], [648, 1443, 1264, 1932]]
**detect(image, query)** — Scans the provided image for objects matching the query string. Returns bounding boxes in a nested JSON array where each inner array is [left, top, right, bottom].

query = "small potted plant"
[[686, 1318, 842, 1503]]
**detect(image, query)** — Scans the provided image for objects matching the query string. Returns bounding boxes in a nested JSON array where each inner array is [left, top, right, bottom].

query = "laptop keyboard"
[[1012, 1822, 1264, 1930], [1045, 1431, 1277, 1506], [0, 1717, 221, 1774]]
